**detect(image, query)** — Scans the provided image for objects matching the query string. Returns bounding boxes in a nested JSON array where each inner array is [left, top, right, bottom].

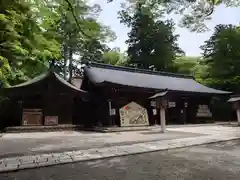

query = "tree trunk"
[[68, 48, 73, 82], [63, 44, 68, 80]]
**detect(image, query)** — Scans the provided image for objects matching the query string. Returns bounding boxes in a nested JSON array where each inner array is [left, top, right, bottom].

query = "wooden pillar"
[[108, 99, 112, 126], [183, 102, 188, 124], [19, 98, 24, 126], [160, 107, 166, 132], [108, 99, 116, 126], [42, 90, 48, 125]]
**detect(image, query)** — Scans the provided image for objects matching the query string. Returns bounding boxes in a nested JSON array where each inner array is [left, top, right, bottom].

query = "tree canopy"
[[119, 0, 183, 71], [0, 0, 61, 87], [201, 24, 240, 92], [109, 0, 240, 32], [102, 48, 129, 66], [1, 0, 240, 95], [0, 0, 116, 86]]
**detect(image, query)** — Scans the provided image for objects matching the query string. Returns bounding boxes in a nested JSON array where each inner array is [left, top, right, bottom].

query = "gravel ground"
[[1, 140, 240, 180]]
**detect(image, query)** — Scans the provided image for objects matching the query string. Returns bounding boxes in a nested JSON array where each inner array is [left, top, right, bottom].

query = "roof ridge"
[[86, 61, 194, 79]]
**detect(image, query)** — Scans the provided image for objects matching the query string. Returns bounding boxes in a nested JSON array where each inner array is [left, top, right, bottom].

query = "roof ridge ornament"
[[149, 90, 168, 99]]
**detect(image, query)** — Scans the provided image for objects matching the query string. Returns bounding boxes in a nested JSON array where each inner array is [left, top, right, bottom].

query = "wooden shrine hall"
[[0, 70, 90, 129], [0, 62, 231, 131], [80, 62, 231, 129]]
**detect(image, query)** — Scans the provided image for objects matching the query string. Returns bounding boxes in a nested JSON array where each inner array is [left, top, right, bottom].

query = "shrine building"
[[0, 62, 231, 130], [81, 62, 231, 127]]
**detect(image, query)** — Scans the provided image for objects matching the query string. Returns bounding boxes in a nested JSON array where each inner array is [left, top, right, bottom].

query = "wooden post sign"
[[149, 91, 168, 133], [159, 98, 168, 133]]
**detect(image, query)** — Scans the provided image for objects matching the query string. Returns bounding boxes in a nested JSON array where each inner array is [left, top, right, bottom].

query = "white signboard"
[[168, 102, 176, 108], [196, 105, 212, 117], [22, 109, 42, 126], [110, 109, 116, 116], [150, 101, 156, 107], [44, 116, 58, 125], [120, 101, 149, 127], [153, 109, 157, 115]]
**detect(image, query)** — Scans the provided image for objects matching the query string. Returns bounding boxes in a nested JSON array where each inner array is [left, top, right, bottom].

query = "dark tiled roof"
[[6, 70, 87, 94], [84, 62, 231, 94]]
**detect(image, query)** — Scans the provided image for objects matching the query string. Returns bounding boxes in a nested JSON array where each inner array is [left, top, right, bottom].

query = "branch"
[[63, 0, 92, 39], [206, 0, 215, 17]]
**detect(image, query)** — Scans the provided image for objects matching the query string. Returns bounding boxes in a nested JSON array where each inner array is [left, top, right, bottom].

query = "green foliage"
[[0, 0, 116, 86], [174, 56, 199, 75], [2, 0, 239, 94], [0, 56, 11, 87], [201, 24, 240, 92], [102, 48, 129, 66], [119, 1, 183, 71], [0, 0, 61, 87], [166, 0, 240, 32], [36, 0, 116, 79], [173, 56, 208, 83]]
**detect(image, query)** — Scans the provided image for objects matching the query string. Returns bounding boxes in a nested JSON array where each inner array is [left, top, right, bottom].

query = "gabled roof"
[[5, 70, 87, 94], [84, 62, 231, 95]]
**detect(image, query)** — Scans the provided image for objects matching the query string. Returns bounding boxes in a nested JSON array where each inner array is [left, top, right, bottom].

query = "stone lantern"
[[149, 90, 168, 133], [228, 95, 240, 125]]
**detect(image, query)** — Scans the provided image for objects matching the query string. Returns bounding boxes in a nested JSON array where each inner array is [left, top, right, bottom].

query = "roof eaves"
[[6, 71, 51, 89], [92, 79, 231, 95]]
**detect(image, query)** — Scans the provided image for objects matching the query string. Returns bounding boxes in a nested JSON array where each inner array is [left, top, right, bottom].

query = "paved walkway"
[[0, 134, 239, 173], [2, 140, 240, 180], [0, 129, 201, 158], [0, 125, 240, 173]]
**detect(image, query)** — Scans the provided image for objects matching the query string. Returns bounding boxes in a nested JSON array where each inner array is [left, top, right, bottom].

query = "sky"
[[90, 0, 240, 56]]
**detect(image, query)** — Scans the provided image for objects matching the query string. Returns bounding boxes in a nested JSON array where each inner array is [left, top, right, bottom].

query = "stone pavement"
[[0, 125, 240, 173], [0, 129, 201, 158], [3, 140, 240, 180], [0, 134, 240, 173]]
